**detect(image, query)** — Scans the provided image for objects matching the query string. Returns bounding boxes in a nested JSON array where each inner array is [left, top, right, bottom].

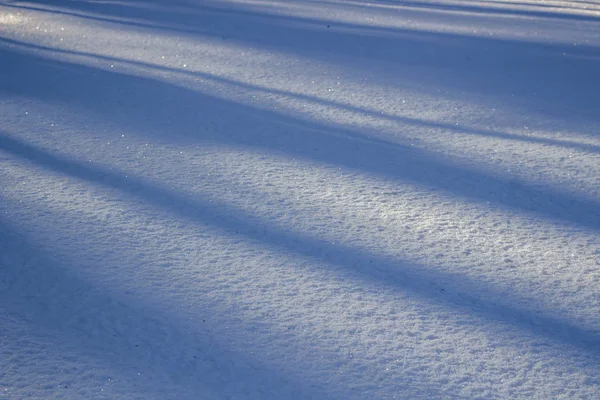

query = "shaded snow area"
[[2, 0, 600, 398]]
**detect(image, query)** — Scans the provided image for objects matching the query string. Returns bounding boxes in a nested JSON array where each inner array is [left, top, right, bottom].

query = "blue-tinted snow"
[[1, 0, 600, 398]]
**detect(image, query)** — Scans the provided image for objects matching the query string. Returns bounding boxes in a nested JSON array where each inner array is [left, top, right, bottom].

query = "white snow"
[[1, 0, 600, 398]]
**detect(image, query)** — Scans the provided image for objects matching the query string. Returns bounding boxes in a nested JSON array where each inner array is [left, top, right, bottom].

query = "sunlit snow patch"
[[0, 12, 22, 25]]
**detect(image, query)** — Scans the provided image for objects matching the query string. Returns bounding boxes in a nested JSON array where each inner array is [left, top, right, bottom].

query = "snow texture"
[[1, 0, 600, 398]]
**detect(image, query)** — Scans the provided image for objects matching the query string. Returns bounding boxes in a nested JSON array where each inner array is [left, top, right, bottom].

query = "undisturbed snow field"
[[1, 0, 600, 398]]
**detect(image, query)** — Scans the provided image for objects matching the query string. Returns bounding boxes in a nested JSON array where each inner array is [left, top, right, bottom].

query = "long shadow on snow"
[[4, 0, 600, 126], [1, 47, 598, 233], [316, 0, 600, 21], [319, 0, 600, 13], [3, 37, 598, 155], [2, 132, 600, 366], [0, 215, 339, 399]]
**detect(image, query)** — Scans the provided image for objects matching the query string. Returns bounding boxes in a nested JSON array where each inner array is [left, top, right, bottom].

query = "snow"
[[1, 0, 600, 398]]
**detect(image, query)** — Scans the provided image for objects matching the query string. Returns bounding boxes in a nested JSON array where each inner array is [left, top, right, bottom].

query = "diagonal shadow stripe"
[[0, 217, 334, 399], [2, 37, 598, 155], [2, 133, 599, 362], [0, 48, 598, 233]]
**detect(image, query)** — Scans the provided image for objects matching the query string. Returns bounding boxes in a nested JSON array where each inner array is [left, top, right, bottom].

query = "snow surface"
[[1, 0, 600, 398]]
